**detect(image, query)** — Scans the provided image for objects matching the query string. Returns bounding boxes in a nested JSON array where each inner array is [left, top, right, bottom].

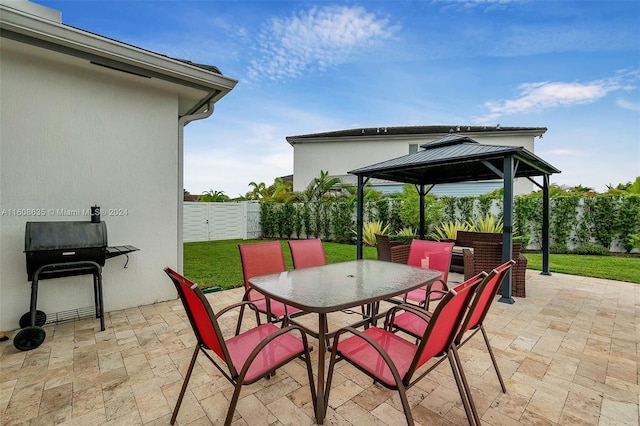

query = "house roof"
[[349, 134, 560, 185], [0, 1, 237, 115], [286, 125, 547, 145]]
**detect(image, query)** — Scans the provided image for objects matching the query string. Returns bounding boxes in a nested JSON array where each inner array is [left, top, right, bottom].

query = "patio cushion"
[[452, 245, 473, 255]]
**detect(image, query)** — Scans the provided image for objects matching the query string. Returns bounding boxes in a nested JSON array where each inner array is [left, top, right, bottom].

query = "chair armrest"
[[215, 300, 260, 319], [390, 245, 410, 264], [463, 248, 474, 280], [218, 300, 263, 334], [518, 253, 528, 267], [383, 303, 432, 331], [236, 324, 313, 381], [329, 326, 406, 387]]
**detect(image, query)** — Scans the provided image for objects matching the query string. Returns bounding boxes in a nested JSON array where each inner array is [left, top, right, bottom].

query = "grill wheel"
[[13, 326, 46, 351], [19, 310, 47, 328]]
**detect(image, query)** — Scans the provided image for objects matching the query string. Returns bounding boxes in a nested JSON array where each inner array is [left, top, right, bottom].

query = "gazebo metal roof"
[[348, 134, 560, 184], [349, 134, 560, 304]]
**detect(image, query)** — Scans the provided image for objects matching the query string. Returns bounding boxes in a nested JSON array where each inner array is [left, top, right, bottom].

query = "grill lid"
[[25, 221, 108, 252]]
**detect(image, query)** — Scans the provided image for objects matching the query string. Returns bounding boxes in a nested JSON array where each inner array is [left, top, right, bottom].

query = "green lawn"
[[523, 253, 640, 284], [183, 239, 377, 290], [183, 239, 640, 290]]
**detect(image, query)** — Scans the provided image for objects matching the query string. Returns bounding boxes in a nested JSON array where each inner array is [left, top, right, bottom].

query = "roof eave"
[[349, 148, 560, 182], [0, 4, 238, 102], [288, 126, 548, 142]]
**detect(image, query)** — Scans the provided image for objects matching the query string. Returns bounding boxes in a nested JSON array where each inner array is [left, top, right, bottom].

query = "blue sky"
[[38, 0, 640, 196]]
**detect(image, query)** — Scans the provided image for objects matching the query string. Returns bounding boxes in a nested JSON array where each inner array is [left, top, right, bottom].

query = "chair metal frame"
[[326, 273, 487, 426], [398, 239, 455, 310], [392, 260, 515, 396], [237, 241, 303, 334], [164, 267, 316, 426]]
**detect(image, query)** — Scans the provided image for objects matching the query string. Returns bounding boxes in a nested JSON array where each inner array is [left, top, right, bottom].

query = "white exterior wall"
[[0, 40, 179, 330], [292, 133, 536, 195], [293, 137, 403, 192]]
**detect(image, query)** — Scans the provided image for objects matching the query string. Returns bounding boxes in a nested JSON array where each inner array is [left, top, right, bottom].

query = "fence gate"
[[183, 202, 260, 242]]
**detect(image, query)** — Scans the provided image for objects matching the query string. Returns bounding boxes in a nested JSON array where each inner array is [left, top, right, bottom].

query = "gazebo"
[[349, 134, 561, 303]]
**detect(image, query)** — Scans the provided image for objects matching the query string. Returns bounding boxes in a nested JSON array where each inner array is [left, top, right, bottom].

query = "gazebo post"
[[500, 156, 515, 304], [418, 184, 425, 239], [356, 175, 364, 259], [541, 174, 551, 275]]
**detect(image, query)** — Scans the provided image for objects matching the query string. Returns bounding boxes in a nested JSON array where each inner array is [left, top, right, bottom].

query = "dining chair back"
[[402, 239, 454, 308], [239, 241, 286, 295], [289, 238, 368, 322], [288, 238, 327, 268], [164, 267, 316, 426], [412, 274, 480, 370], [326, 272, 486, 425], [407, 239, 454, 282], [392, 260, 515, 396], [238, 241, 301, 332], [455, 259, 515, 393]]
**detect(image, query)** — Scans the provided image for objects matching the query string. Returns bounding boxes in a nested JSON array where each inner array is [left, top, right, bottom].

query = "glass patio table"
[[249, 259, 442, 424]]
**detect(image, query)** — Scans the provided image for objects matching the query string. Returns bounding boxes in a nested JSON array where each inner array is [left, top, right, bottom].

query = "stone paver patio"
[[1, 270, 639, 425]]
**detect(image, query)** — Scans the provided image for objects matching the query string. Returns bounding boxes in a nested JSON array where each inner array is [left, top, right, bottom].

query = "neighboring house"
[[0, 1, 237, 332], [287, 125, 547, 196]]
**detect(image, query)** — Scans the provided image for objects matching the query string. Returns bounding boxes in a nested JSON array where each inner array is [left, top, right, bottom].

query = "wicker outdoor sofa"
[[377, 231, 528, 297]]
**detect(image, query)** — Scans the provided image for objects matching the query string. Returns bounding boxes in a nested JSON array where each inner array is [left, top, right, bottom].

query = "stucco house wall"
[[288, 127, 546, 196], [0, 1, 236, 332]]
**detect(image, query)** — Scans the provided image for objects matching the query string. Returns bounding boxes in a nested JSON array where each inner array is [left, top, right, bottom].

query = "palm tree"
[[245, 178, 294, 201], [267, 178, 293, 202], [198, 190, 230, 202], [246, 181, 267, 200], [288, 170, 344, 202]]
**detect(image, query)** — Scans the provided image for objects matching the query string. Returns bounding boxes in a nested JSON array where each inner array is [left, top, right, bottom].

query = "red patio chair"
[[392, 260, 515, 394], [400, 239, 454, 310], [288, 238, 327, 268], [237, 241, 303, 334], [164, 267, 316, 426], [289, 238, 367, 331], [326, 273, 486, 426]]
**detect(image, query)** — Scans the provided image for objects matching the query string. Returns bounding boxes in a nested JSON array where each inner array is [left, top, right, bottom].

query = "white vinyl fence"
[[183, 201, 261, 242]]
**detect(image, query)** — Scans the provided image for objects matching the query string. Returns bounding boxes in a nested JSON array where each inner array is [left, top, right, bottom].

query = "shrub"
[[550, 244, 570, 254], [573, 243, 610, 256], [628, 233, 640, 250], [513, 235, 530, 249], [431, 221, 471, 241], [472, 213, 503, 233], [397, 185, 444, 231], [332, 200, 354, 243], [390, 227, 416, 245], [360, 221, 389, 247]]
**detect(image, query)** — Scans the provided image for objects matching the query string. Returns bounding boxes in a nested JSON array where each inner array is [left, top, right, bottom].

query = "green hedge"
[[258, 193, 640, 253]]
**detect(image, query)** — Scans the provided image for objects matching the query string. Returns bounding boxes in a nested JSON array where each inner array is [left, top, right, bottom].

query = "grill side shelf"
[[105, 245, 139, 259], [106, 245, 139, 268]]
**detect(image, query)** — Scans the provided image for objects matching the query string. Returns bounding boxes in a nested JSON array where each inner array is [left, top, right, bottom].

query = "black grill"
[[14, 218, 138, 351], [25, 221, 108, 280]]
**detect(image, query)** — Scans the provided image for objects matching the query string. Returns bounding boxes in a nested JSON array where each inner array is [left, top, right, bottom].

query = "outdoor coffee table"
[[249, 259, 442, 424]]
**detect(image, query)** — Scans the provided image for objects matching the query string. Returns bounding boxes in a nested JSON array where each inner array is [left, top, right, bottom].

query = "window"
[[409, 144, 419, 154]]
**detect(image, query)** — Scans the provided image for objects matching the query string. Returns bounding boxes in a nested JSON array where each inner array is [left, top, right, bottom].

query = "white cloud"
[[437, 0, 516, 11], [617, 98, 640, 111], [476, 70, 640, 123], [247, 5, 399, 81]]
